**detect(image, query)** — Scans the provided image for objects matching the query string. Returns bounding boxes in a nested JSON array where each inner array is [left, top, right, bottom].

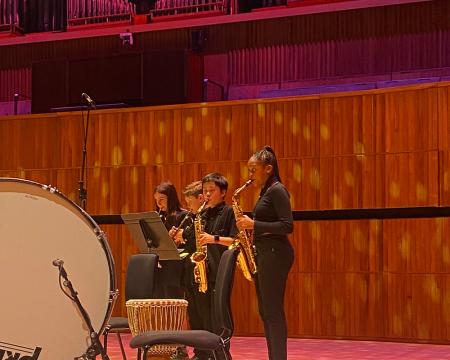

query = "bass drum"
[[0, 178, 116, 359]]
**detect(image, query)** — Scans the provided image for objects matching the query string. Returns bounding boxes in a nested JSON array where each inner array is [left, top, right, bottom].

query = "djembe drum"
[[126, 299, 188, 359]]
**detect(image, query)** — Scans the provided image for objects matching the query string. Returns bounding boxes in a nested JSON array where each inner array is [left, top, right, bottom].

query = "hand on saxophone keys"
[[236, 215, 255, 230], [169, 226, 185, 246], [198, 232, 214, 245]]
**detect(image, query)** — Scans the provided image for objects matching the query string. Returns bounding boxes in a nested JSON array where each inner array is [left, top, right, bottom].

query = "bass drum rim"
[[0, 177, 116, 337]]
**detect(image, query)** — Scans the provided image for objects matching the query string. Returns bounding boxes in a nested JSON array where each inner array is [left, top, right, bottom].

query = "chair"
[[104, 253, 158, 360], [129, 248, 239, 360]]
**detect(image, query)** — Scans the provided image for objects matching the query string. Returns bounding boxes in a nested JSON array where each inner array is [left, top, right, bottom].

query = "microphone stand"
[[79, 99, 93, 210], [53, 260, 110, 360]]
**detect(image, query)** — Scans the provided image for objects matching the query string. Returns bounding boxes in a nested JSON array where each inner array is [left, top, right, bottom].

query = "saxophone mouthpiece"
[[197, 199, 209, 213], [234, 180, 254, 197]]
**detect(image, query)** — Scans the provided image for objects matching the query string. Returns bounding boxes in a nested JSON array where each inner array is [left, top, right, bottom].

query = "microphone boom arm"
[[53, 259, 111, 360]]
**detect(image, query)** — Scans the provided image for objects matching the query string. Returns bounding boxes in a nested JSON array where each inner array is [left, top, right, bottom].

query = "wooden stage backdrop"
[[1, 81, 450, 343]]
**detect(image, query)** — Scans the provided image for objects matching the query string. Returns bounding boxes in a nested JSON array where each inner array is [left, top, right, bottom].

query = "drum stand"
[[53, 259, 110, 360]]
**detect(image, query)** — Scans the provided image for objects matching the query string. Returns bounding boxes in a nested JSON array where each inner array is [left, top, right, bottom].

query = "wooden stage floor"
[[106, 334, 450, 359]]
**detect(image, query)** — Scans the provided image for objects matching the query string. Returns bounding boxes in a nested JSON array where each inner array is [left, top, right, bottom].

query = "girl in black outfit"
[[154, 181, 191, 360], [237, 146, 294, 360], [154, 181, 187, 232], [153, 181, 187, 299]]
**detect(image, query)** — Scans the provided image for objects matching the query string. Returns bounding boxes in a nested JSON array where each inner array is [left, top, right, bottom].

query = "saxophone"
[[231, 179, 258, 281], [190, 201, 208, 293]]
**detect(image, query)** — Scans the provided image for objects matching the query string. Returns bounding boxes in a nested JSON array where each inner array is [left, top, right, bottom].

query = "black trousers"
[[255, 239, 294, 360], [183, 260, 214, 359]]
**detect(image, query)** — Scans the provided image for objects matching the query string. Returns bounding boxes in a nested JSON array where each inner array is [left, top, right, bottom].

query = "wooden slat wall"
[[1, 82, 450, 342]]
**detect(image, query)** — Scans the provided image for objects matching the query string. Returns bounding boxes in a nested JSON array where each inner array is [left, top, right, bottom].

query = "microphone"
[[52, 259, 64, 267], [81, 92, 96, 109]]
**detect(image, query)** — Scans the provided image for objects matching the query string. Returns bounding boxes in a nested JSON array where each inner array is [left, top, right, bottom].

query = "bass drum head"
[[0, 178, 115, 359]]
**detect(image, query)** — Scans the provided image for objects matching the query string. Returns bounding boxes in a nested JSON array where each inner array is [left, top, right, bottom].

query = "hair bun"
[[264, 145, 275, 154]]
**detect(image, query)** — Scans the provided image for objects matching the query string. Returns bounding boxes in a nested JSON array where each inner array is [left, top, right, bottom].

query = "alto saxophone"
[[230, 180, 258, 281], [190, 201, 208, 293]]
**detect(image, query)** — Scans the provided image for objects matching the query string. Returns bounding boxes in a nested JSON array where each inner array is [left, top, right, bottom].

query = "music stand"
[[122, 212, 181, 260]]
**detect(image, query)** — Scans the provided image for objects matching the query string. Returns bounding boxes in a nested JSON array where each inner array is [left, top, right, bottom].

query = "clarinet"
[[171, 210, 194, 240]]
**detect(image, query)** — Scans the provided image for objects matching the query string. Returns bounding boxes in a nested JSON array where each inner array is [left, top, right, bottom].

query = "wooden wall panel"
[[439, 150, 450, 206], [89, 112, 120, 167], [375, 86, 439, 153], [286, 99, 320, 158], [285, 219, 384, 338], [318, 94, 375, 156], [383, 218, 450, 274], [0, 114, 84, 171], [377, 151, 439, 208], [308, 220, 373, 273], [283, 158, 320, 210], [383, 274, 450, 341], [1, 82, 450, 342], [438, 84, 450, 151], [0, 170, 19, 178], [318, 155, 376, 209]]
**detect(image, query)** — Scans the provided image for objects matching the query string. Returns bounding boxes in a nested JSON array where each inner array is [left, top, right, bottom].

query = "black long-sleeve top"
[[181, 214, 196, 254], [253, 180, 293, 249], [155, 209, 188, 291], [181, 202, 237, 284], [160, 209, 188, 231], [202, 201, 238, 284]]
